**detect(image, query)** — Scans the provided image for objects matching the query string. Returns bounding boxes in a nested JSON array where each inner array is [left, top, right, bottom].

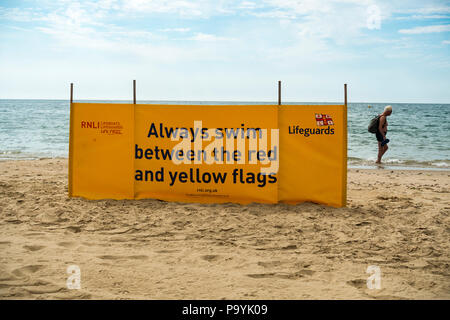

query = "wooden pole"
[[68, 82, 74, 197], [344, 83, 347, 106], [70, 83, 73, 104], [133, 80, 136, 104], [278, 80, 281, 105], [343, 83, 348, 206]]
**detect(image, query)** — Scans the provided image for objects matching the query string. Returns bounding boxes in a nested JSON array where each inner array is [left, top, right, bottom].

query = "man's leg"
[[376, 141, 382, 163], [382, 144, 389, 157]]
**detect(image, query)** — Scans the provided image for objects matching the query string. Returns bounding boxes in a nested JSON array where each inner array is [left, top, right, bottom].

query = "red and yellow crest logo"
[[315, 114, 334, 126]]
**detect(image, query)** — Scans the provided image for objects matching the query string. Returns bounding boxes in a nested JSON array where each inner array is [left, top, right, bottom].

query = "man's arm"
[[378, 115, 386, 139]]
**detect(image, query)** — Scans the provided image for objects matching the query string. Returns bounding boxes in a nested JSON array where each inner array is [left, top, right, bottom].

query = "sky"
[[0, 0, 449, 102]]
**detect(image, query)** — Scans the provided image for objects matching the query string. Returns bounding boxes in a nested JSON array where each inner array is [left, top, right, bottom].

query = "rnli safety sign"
[[69, 104, 347, 207]]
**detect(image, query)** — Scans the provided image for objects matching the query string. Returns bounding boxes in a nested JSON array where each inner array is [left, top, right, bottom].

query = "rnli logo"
[[315, 114, 334, 126], [81, 121, 123, 135]]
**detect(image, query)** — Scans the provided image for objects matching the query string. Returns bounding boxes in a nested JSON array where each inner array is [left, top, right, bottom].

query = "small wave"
[[0, 149, 67, 161], [430, 162, 449, 167], [348, 157, 450, 169], [382, 158, 405, 164], [0, 150, 22, 155]]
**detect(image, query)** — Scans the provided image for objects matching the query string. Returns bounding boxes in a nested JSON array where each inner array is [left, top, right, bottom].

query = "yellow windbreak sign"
[[278, 105, 347, 207], [69, 103, 134, 199], [69, 103, 347, 207], [135, 105, 278, 204]]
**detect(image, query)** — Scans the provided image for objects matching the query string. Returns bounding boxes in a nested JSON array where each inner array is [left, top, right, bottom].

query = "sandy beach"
[[0, 158, 448, 299]]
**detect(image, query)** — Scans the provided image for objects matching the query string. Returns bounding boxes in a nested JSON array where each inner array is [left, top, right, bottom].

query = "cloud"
[[402, 6, 450, 15], [0, 6, 42, 22], [399, 24, 450, 34], [120, 0, 206, 17], [0, 0, 389, 47], [160, 28, 191, 32], [443, 40, 450, 44], [188, 32, 235, 41], [2, 0, 449, 66], [237, 1, 258, 9], [248, 0, 391, 46], [252, 10, 296, 19], [395, 14, 450, 20]]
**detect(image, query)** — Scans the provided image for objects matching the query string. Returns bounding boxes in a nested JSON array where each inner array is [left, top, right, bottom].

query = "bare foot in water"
[[375, 161, 381, 164]]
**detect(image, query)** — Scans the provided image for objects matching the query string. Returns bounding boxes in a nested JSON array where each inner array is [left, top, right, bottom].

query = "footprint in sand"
[[247, 270, 315, 280], [172, 220, 191, 228], [0, 269, 19, 282], [276, 270, 315, 279], [201, 255, 220, 262], [23, 284, 65, 295], [247, 272, 276, 279], [66, 226, 81, 233], [23, 245, 45, 252], [24, 232, 45, 236], [281, 245, 297, 250], [11, 265, 45, 277], [57, 241, 77, 248], [347, 279, 367, 289], [127, 255, 149, 260], [98, 255, 148, 261], [257, 261, 282, 268], [156, 249, 178, 254]]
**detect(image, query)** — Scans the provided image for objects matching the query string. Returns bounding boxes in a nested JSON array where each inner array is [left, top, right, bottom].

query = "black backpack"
[[368, 115, 380, 133]]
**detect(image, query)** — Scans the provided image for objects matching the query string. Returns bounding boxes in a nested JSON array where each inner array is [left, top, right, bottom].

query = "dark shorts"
[[376, 130, 385, 142]]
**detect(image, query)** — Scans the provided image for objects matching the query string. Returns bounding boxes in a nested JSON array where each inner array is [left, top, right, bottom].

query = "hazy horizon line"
[[1, 98, 449, 105]]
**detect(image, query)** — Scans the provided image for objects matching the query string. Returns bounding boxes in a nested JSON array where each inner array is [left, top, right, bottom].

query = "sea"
[[0, 100, 449, 170]]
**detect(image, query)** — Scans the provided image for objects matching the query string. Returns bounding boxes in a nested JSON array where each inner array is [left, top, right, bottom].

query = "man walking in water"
[[376, 105, 392, 164]]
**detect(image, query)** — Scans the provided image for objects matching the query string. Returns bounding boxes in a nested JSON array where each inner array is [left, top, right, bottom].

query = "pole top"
[[133, 79, 136, 104], [344, 83, 348, 106], [70, 83, 73, 104], [278, 81, 281, 106]]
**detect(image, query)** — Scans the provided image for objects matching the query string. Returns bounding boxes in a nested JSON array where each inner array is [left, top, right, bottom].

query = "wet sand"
[[0, 158, 449, 299]]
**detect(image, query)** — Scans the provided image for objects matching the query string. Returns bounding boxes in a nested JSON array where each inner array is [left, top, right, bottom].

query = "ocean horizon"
[[1, 99, 449, 170]]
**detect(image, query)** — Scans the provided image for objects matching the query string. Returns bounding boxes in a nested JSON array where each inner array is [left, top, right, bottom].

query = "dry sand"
[[0, 158, 449, 299]]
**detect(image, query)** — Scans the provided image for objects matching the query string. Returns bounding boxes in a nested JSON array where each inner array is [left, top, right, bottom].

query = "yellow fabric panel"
[[69, 103, 347, 207], [134, 105, 278, 204], [69, 103, 134, 199], [278, 105, 347, 207]]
